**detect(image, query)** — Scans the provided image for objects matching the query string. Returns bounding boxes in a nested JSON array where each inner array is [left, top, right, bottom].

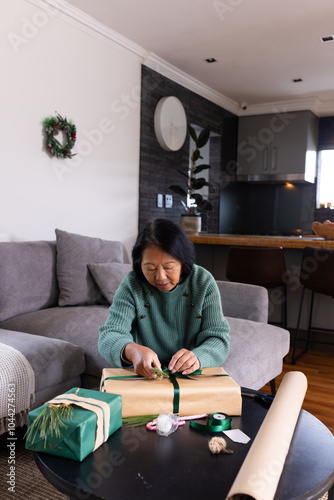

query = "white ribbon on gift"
[[47, 393, 111, 451]]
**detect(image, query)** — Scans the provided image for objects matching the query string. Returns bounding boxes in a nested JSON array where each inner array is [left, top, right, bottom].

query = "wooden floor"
[[260, 347, 334, 435]]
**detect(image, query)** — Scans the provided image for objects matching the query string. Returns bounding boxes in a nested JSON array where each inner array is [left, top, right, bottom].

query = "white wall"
[[0, 0, 142, 260]]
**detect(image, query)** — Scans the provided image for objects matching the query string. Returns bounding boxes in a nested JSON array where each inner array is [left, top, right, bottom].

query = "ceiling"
[[66, 0, 334, 116]]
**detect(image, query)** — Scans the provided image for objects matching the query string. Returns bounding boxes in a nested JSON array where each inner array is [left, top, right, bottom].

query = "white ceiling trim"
[[25, 0, 147, 60], [25, 0, 330, 117], [143, 53, 239, 115], [25, 0, 240, 113], [241, 96, 324, 117]]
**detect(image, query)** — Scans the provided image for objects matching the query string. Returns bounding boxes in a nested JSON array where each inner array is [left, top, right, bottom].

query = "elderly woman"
[[98, 218, 230, 379]]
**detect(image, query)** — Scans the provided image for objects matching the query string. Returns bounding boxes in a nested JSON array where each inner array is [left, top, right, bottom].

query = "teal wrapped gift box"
[[25, 387, 122, 461]]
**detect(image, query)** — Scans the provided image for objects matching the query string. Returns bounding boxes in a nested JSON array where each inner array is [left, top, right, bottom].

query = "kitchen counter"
[[188, 233, 334, 249], [190, 233, 334, 330]]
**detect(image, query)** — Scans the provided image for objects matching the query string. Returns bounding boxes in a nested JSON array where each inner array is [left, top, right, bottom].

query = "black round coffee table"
[[35, 395, 334, 500]]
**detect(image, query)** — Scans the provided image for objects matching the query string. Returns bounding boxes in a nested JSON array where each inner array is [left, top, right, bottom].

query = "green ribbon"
[[101, 369, 194, 413], [168, 372, 179, 413], [161, 368, 202, 413], [162, 367, 202, 378], [102, 368, 229, 414], [189, 412, 232, 432], [101, 374, 142, 390]]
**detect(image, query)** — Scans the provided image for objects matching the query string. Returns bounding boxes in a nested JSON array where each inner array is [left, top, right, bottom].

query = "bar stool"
[[226, 246, 287, 330], [292, 246, 334, 364], [226, 246, 288, 395]]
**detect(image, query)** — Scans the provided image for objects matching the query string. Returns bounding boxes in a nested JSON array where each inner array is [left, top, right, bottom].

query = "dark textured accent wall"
[[318, 116, 334, 150], [138, 66, 238, 232]]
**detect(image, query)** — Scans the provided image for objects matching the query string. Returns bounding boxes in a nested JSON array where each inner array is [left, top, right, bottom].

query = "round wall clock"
[[154, 96, 187, 151]]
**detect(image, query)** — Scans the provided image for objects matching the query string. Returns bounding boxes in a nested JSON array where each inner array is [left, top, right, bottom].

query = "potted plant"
[[169, 125, 213, 233]]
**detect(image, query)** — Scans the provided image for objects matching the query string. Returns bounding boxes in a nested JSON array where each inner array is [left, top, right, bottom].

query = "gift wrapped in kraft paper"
[[25, 387, 122, 461], [100, 367, 242, 417]]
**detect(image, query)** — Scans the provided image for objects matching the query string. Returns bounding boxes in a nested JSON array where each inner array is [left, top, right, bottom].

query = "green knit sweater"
[[98, 264, 230, 368]]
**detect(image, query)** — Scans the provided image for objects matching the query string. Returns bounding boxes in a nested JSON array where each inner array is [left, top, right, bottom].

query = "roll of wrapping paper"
[[226, 371, 308, 500]]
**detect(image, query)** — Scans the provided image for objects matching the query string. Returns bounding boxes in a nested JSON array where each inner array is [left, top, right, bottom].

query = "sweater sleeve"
[[191, 278, 230, 368], [98, 279, 137, 367]]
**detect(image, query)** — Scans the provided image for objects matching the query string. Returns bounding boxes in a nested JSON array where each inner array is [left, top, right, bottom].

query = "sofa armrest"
[[216, 280, 268, 323]]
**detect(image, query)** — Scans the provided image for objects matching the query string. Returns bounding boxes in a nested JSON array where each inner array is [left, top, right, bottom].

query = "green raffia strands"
[[25, 403, 74, 448], [151, 367, 169, 379], [122, 414, 159, 427]]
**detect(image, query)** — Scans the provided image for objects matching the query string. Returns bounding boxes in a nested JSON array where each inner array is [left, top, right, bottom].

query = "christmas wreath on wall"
[[43, 114, 76, 159]]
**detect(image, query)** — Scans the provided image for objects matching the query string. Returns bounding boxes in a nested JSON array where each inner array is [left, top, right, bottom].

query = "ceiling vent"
[[321, 35, 334, 42]]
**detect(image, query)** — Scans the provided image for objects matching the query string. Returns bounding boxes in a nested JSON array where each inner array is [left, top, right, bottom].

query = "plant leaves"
[[192, 149, 201, 162], [151, 367, 169, 379], [169, 185, 187, 196], [196, 126, 211, 148], [192, 194, 213, 211], [199, 200, 213, 210], [177, 170, 190, 179], [168, 124, 213, 213], [191, 193, 204, 203], [188, 125, 197, 143], [194, 164, 211, 174], [192, 177, 210, 189], [122, 414, 159, 427], [196, 203, 213, 213], [25, 403, 74, 446]]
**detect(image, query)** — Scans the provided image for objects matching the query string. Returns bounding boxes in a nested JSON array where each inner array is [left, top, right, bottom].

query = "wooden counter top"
[[188, 233, 334, 249]]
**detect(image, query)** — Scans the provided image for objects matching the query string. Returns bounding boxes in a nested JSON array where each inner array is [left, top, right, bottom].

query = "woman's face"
[[141, 245, 182, 292]]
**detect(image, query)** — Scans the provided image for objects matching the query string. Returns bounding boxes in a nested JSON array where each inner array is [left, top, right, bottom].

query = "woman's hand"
[[168, 349, 200, 375], [123, 343, 161, 379]]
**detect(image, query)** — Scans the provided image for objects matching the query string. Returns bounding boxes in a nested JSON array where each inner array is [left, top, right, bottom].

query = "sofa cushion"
[[56, 229, 123, 306], [0, 329, 85, 394], [0, 241, 59, 323], [0, 306, 113, 378], [88, 263, 132, 304], [216, 281, 268, 323], [32, 378, 82, 410], [223, 317, 290, 389]]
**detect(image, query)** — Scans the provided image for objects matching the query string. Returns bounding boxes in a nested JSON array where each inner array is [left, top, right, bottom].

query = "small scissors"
[[241, 392, 274, 408]]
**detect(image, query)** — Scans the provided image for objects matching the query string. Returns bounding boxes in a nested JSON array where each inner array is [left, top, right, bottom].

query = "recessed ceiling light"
[[292, 78, 303, 83], [205, 58, 217, 63], [321, 35, 334, 42]]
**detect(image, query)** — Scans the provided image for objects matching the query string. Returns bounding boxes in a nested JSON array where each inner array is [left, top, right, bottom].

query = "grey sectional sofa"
[[0, 229, 290, 430]]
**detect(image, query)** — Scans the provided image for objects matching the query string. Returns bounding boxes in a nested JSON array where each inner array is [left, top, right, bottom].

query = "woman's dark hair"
[[132, 218, 195, 283]]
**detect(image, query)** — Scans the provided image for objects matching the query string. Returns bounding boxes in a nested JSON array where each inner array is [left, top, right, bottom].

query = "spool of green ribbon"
[[189, 412, 232, 432]]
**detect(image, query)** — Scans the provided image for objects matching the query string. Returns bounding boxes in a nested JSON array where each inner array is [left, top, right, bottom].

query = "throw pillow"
[[0, 241, 59, 323], [88, 262, 132, 304], [56, 229, 123, 306]]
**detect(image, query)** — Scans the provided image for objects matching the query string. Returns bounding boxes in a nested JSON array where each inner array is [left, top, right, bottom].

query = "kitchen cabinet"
[[237, 110, 319, 182]]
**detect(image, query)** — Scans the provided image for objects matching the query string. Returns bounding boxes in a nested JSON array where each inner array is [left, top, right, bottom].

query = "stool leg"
[[270, 378, 276, 395], [292, 286, 306, 364], [281, 283, 287, 330], [328, 482, 334, 500], [306, 291, 315, 352]]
